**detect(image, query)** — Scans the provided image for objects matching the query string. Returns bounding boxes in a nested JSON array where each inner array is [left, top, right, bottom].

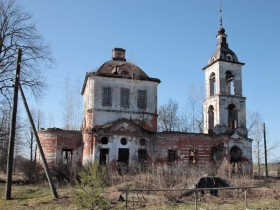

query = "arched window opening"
[[228, 104, 238, 129], [209, 73, 216, 96], [189, 149, 197, 164], [230, 146, 242, 173], [208, 105, 214, 132], [226, 71, 234, 95]]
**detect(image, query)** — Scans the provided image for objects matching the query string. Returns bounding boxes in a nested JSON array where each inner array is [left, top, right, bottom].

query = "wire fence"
[[120, 186, 261, 210]]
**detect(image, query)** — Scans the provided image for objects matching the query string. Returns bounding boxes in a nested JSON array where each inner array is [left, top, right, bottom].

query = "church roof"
[[81, 48, 160, 94], [202, 27, 244, 70], [96, 60, 150, 80]]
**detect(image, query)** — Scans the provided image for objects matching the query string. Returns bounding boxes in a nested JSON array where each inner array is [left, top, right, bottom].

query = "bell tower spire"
[[202, 2, 247, 137], [219, 1, 223, 28]]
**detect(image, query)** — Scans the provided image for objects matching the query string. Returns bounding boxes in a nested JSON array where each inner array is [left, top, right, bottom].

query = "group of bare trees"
[[61, 78, 82, 130], [158, 85, 204, 133], [247, 112, 278, 176], [0, 0, 53, 172]]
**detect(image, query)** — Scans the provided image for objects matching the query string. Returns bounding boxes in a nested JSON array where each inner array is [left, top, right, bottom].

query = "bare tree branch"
[[0, 0, 54, 104]]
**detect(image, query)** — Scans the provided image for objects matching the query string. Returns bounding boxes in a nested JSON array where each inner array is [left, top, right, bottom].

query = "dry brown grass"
[[103, 163, 280, 209], [1, 163, 280, 209]]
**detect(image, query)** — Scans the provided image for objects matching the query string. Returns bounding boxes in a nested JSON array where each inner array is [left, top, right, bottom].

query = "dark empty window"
[[102, 87, 112, 106], [211, 145, 223, 163], [120, 88, 130, 108], [99, 149, 109, 165], [62, 149, 72, 165], [228, 104, 238, 129], [121, 138, 127, 145], [168, 150, 177, 163], [101, 137, 108, 145], [137, 90, 147, 109], [139, 138, 146, 146], [118, 148, 129, 164], [138, 149, 148, 162]]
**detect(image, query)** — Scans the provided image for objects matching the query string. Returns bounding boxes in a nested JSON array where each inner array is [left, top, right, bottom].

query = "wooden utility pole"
[[18, 83, 58, 199], [5, 48, 22, 200], [263, 123, 268, 177], [30, 128, 33, 162]]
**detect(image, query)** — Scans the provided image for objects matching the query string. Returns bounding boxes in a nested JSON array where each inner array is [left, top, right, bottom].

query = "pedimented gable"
[[96, 119, 150, 135], [230, 131, 245, 141]]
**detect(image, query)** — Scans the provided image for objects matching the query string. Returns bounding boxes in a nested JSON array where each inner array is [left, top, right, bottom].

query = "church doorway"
[[230, 145, 242, 173]]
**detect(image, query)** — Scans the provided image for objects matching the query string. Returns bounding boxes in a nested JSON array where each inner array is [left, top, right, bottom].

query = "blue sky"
[[21, 1, 280, 160]]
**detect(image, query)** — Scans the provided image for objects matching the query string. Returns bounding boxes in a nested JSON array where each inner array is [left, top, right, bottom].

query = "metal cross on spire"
[[219, 0, 223, 27]]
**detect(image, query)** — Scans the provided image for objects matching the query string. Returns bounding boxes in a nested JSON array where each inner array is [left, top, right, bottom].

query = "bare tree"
[[178, 113, 190, 132], [248, 112, 264, 175], [0, 106, 10, 172], [187, 84, 204, 133], [248, 112, 275, 176], [0, 104, 26, 172], [0, 106, 28, 172], [158, 98, 180, 132], [72, 79, 82, 130], [0, 0, 53, 103], [24, 108, 45, 162], [61, 78, 82, 130]]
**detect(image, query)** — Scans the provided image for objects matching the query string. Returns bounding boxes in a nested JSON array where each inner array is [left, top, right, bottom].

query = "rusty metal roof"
[[81, 60, 160, 95]]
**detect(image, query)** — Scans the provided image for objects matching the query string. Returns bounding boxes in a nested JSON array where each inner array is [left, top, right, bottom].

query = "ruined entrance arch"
[[230, 145, 242, 163], [230, 145, 243, 174]]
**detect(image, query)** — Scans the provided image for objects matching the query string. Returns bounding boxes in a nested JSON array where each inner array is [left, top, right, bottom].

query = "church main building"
[[37, 17, 252, 173]]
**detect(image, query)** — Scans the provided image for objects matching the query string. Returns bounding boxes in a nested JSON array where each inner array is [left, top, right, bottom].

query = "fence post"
[[245, 188, 247, 208], [125, 190, 128, 210], [194, 191, 198, 210]]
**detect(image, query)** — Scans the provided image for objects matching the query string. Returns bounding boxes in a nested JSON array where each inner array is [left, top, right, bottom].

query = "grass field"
[[1, 183, 280, 210]]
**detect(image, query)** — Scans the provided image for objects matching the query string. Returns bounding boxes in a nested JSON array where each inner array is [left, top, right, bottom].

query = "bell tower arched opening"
[[208, 105, 214, 132], [228, 104, 237, 130], [226, 71, 234, 95], [209, 73, 216, 96]]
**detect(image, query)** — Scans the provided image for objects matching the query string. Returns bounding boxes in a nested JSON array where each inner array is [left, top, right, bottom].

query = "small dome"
[[218, 26, 225, 34]]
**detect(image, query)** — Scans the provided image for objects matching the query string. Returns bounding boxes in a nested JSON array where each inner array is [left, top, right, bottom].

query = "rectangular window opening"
[[118, 148, 129, 165], [120, 88, 130, 108], [137, 90, 147, 109], [168, 150, 177, 163], [102, 87, 112, 106], [99, 148, 109, 165], [62, 149, 72, 165]]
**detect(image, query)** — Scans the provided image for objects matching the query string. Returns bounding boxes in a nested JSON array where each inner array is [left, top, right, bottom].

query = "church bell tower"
[[202, 5, 247, 137]]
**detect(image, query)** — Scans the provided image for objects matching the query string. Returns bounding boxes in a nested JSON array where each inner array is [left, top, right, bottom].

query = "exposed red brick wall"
[[150, 132, 229, 164], [82, 131, 95, 163], [37, 129, 83, 168]]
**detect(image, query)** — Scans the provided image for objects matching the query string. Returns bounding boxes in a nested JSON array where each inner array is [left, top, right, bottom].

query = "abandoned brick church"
[[37, 21, 253, 173]]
